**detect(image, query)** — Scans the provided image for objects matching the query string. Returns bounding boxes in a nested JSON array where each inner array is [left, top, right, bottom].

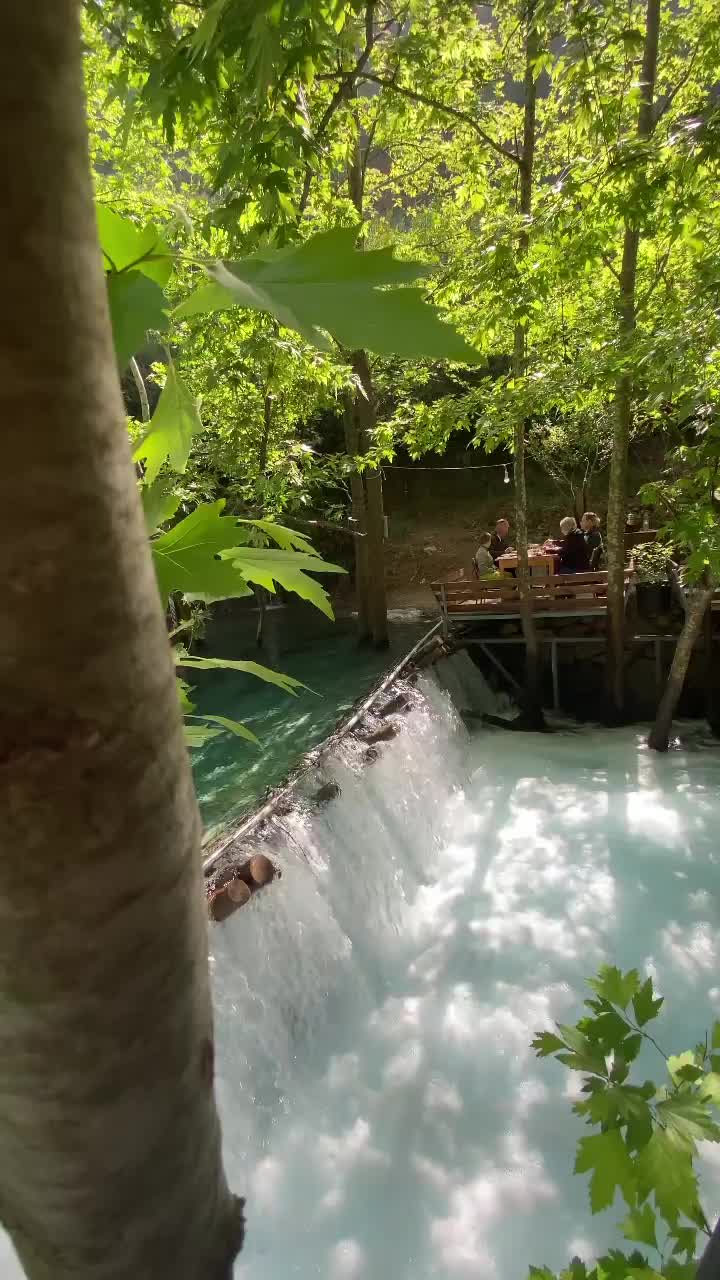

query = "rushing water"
[[2, 674, 720, 1279]]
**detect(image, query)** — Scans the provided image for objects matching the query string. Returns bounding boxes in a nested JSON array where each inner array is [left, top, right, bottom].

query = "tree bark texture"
[[0, 7, 242, 1279], [648, 584, 713, 752], [513, 2, 542, 724], [606, 0, 661, 716]]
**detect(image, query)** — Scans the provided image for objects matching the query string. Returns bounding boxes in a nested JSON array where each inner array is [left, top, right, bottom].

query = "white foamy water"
[[2, 676, 720, 1278]]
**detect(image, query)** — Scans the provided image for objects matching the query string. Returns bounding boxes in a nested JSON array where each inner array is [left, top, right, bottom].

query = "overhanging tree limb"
[[360, 73, 522, 165]]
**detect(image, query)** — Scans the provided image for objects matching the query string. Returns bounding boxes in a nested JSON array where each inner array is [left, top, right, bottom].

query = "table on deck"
[[497, 550, 558, 577]]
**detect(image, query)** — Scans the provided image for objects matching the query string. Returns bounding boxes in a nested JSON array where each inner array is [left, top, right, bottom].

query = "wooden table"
[[497, 551, 557, 578]]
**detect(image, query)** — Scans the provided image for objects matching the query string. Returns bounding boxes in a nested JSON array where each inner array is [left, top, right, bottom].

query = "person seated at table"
[[558, 515, 590, 573], [473, 532, 496, 578], [489, 517, 511, 564], [581, 511, 603, 569]]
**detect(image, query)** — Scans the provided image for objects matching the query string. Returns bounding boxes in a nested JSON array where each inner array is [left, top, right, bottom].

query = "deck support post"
[[551, 638, 560, 711]]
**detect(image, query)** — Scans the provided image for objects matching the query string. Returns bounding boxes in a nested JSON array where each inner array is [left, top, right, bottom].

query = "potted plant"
[[632, 540, 672, 614]]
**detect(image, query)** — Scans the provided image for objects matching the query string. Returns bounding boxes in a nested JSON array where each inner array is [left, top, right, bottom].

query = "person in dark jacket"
[[581, 511, 603, 569], [489, 518, 511, 564], [558, 516, 590, 573]]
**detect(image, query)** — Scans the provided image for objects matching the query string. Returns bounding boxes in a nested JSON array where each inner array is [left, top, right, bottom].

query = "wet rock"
[[312, 780, 341, 808], [360, 722, 399, 745], [248, 853, 275, 887], [377, 692, 409, 718]]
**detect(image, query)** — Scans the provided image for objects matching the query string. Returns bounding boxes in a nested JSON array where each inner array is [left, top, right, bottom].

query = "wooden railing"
[[432, 570, 633, 619]]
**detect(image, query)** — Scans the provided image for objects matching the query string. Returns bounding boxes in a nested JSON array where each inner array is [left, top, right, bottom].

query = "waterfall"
[[3, 669, 720, 1279]]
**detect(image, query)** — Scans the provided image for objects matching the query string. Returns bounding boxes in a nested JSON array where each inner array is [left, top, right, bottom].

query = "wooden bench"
[[432, 570, 633, 628]]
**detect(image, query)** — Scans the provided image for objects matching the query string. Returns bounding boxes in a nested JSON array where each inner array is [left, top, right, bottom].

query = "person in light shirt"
[[473, 532, 495, 577]]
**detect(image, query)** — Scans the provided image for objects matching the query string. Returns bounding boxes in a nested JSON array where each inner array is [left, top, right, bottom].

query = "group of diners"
[[473, 513, 603, 578]]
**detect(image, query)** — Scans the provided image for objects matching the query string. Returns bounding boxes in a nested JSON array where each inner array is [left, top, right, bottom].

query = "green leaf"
[[636, 1129, 701, 1227], [185, 713, 259, 744], [134, 364, 203, 484], [574, 1130, 637, 1214], [97, 206, 173, 287], [176, 654, 307, 697], [669, 1227, 698, 1261], [712, 1021, 720, 1050], [151, 500, 253, 605], [632, 979, 664, 1027], [621, 1205, 658, 1251], [701, 1072, 720, 1103], [531, 1031, 567, 1058], [222, 546, 345, 619], [107, 270, 168, 370], [141, 478, 181, 534], [235, 518, 316, 553], [184, 723, 223, 748], [177, 677, 194, 713], [655, 1095, 720, 1148], [175, 227, 478, 362], [189, 0, 228, 60], [587, 967, 641, 1010], [668, 1052, 696, 1084]]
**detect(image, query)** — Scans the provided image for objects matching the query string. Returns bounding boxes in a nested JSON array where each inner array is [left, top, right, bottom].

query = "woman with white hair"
[[558, 515, 590, 574]]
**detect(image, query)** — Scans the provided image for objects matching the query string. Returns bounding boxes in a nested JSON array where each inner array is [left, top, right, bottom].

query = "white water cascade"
[[2, 670, 720, 1279]]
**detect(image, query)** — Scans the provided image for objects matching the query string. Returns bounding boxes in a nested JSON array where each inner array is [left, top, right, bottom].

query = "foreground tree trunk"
[[513, 0, 544, 728], [649, 581, 713, 752], [0, 7, 242, 1278], [605, 0, 661, 716]]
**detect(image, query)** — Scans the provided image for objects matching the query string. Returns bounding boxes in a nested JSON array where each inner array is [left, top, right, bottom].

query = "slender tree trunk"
[[606, 0, 661, 717], [513, 1, 543, 726], [342, 392, 371, 641], [351, 351, 388, 648], [649, 583, 713, 751], [345, 119, 388, 647], [0, 7, 242, 1278]]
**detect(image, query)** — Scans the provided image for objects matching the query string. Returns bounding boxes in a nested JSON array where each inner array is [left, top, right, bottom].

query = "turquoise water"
[[190, 613, 428, 840]]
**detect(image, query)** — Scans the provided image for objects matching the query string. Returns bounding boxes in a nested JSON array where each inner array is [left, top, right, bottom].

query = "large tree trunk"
[[605, 0, 661, 717], [0, 7, 242, 1278], [649, 583, 713, 751], [513, 1, 543, 728]]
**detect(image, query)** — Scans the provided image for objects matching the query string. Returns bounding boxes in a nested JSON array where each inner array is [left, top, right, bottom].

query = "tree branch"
[[360, 73, 521, 165]]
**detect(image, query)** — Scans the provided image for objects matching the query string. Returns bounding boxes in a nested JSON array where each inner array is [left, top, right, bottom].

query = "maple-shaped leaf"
[[531, 1031, 566, 1057], [621, 1204, 658, 1251], [587, 967, 641, 1010], [175, 227, 478, 362], [636, 1129, 701, 1227], [669, 1226, 698, 1261], [151, 500, 253, 605], [134, 364, 202, 484], [667, 1052, 698, 1084], [574, 1129, 637, 1214], [221, 546, 345, 619], [632, 978, 664, 1027], [235, 518, 316, 553], [655, 1095, 720, 1148]]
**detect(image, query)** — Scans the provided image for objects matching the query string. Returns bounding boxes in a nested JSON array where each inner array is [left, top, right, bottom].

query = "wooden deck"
[[432, 570, 632, 628]]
